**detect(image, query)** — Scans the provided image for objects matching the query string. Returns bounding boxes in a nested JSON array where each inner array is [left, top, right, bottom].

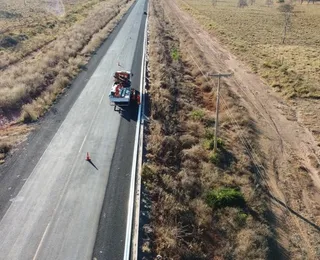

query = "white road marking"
[[99, 94, 104, 105], [32, 223, 51, 260], [32, 64, 110, 260], [79, 135, 88, 154]]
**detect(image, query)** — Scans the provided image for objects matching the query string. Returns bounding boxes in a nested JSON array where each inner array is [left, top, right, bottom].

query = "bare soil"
[[164, 0, 320, 258]]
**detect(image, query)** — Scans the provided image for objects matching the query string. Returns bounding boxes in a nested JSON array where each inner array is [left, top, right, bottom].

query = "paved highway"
[[0, 0, 147, 259]]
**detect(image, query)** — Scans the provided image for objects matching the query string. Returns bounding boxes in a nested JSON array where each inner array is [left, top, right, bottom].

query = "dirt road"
[[164, 0, 320, 258]]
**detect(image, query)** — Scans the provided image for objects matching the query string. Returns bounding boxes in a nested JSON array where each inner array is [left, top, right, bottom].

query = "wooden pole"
[[208, 73, 233, 153]]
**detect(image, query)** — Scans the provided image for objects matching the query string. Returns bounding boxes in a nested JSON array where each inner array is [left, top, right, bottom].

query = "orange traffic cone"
[[86, 152, 91, 161]]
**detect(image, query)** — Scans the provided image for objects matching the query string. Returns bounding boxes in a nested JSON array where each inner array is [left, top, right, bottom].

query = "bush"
[[171, 47, 180, 60], [0, 142, 12, 154], [204, 139, 214, 150], [205, 128, 214, 139], [0, 36, 18, 48], [209, 151, 221, 165], [206, 187, 246, 208], [190, 109, 205, 121], [21, 104, 39, 122], [142, 164, 156, 181], [204, 137, 224, 150], [236, 211, 248, 226], [202, 82, 212, 92], [179, 134, 198, 149]]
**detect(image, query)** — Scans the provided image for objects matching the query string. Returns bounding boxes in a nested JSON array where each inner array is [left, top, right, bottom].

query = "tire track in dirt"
[[165, 0, 320, 258]]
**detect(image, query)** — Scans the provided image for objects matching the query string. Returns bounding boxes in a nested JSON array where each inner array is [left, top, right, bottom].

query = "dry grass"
[[0, 0, 130, 110], [178, 0, 320, 99], [0, 0, 133, 108], [0, 0, 102, 68], [0, 0, 134, 159], [0, 124, 32, 163], [143, 0, 271, 258]]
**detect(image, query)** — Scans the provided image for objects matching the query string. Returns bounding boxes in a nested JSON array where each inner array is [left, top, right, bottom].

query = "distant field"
[[179, 0, 320, 98], [0, 0, 109, 69], [0, 0, 133, 160], [0, 0, 132, 114]]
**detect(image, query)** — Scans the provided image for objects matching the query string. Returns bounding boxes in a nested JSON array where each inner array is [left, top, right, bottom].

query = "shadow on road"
[[86, 159, 98, 170], [115, 90, 140, 122]]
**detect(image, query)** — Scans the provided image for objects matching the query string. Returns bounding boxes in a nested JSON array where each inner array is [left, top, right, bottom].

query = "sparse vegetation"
[[203, 137, 224, 150], [190, 109, 205, 121], [206, 187, 246, 208], [179, 0, 320, 99], [170, 46, 180, 60], [0, 124, 31, 164], [208, 150, 222, 164], [143, 0, 271, 258]]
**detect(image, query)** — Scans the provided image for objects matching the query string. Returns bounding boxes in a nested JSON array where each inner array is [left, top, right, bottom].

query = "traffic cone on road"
[[86, 152, 91, 161]]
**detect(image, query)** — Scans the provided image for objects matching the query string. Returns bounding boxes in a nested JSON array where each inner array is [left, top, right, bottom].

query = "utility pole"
[[208, 73, 233, 153]]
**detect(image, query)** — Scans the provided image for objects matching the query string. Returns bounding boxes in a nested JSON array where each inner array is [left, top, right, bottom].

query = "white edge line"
[[123, 5, 148, 260], [79, 134, 88, 153], [32, 222, 51, 260], [32, 76, 110, 259], [132, 3, 149, 259]]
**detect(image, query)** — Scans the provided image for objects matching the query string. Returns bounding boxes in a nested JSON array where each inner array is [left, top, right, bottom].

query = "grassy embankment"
[[142, 0, 272, 258], [0, 0, 133, 162]]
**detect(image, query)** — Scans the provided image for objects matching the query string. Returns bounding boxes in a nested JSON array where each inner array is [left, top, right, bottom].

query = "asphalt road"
[[0, 0, 147, 259]]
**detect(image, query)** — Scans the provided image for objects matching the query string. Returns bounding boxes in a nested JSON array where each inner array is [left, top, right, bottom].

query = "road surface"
[[0, 0, 147, 259]]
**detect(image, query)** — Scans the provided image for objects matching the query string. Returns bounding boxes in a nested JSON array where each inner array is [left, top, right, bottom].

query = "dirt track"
[[164, 0, 320, 258]]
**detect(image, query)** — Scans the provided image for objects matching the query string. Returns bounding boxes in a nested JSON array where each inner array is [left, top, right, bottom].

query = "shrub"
[[202, 82, 212, 92], [190, 198, 212, 227], [209, 151, 221, 165], [0, 36, 18, 48], [182, 145, 207, 162], [190, 109, 205, 121], [236, 210, 248, 226], [204, 139, 214, 150], [179, 134, 198, 149], [204, 137, 224, 150], [21, 104, 39, 122], [206, 187, 246, 208], [171, 47, 180, 60], [142, 164, 156, 182], [0, 142, 12, 154], [203, 115, 216, 127], [205, 128, 214, 139]]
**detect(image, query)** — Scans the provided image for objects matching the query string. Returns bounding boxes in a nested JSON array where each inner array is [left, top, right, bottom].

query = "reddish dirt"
[[164, 0, 320, 258]]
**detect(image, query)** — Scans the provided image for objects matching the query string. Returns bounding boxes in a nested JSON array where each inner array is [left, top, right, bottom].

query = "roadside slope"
[[164, 0, 320, 258], [141, 0, 271, 258]]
